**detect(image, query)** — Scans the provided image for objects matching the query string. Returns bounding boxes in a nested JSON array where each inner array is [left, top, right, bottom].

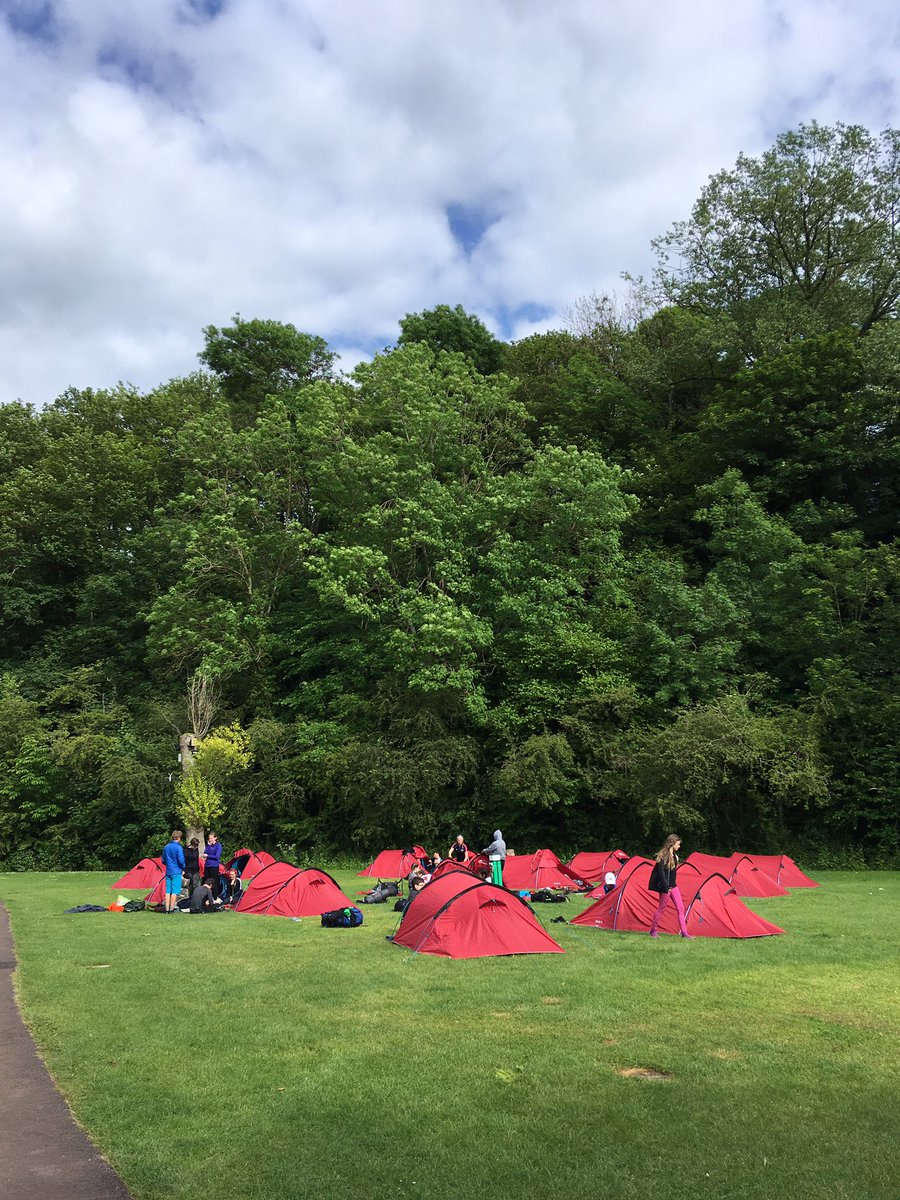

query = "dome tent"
[[235, 862, 355, 918], [224, 848, 274, 878], [585, 855, 653, 898], [727, 854, 789, 898], [111, 858, 164, 890], [745, 854, 819, 888], [685, 852, 788, 898], [567, 850, 630, 885], [358, 846, 427, 879], [501, 849, 583, 892], [391, 868, 564, 959], [572, 860, 784, 938]]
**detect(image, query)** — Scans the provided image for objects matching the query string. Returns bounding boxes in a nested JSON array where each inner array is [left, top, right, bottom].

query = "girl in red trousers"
[[648, 834, 694, 939]]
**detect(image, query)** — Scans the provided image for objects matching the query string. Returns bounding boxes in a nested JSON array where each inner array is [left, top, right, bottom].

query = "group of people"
[[403, 830, 509, 898], [160, 830, 244, 914], [161, 827, 691, 933]]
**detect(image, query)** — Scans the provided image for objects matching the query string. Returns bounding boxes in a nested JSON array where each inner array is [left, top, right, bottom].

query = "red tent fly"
[[235, 862, 355, 918], [745, 854, 819, 888], [391, 868, 564, 959], [501, 849, 583, 892], [357, 846, 428, 879], [111, 858, 163, 890], [572, 861, 783, 938], [567, 849, 629, 885]]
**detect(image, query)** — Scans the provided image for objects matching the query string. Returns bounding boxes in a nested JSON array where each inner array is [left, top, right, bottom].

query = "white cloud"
[[1, 0, 899, 403]]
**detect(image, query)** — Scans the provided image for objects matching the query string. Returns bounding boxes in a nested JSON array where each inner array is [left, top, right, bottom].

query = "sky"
[[2, 0, 900, 406]]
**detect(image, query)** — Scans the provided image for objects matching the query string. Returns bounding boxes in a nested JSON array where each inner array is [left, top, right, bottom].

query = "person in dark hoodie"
[[482, 830, 507, 886]]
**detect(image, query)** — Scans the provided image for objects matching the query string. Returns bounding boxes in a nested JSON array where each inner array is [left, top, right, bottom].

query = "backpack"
[[531, 888, 568, 903], [321, 906, 364, 928]]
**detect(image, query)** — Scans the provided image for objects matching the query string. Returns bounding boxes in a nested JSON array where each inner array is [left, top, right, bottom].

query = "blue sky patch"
[[97, 42, 193, 99], [178, 0, 228, 23], [492, 302, 555, 340], [1, 0, 61, 46], [446, 203, 500, 255]]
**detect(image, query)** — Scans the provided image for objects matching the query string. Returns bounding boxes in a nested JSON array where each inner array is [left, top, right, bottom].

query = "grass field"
[[0, 869, 897, 1200]]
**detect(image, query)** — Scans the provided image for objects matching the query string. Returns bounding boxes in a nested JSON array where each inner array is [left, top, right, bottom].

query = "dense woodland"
[[1, 122, 898, 870]]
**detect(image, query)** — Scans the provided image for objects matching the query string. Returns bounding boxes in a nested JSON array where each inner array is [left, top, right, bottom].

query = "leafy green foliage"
[[398, 304, 505, 375]]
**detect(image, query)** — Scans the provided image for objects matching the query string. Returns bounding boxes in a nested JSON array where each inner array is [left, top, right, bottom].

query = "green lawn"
[[0, 869, 897, 1200]]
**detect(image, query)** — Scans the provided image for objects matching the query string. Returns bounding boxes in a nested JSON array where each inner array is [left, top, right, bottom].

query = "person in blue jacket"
[[202, 832, 223, 898], [161, 831, 186, 914]]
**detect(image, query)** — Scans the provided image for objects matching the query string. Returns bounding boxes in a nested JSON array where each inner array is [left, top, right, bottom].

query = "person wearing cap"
[[603, 871, 618, 894]]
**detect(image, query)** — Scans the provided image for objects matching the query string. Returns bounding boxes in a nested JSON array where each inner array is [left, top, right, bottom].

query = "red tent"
[[567, 849, 629, 885], [391, 868, 564, 959], [572, 861, 783, 938], [235, 862, 355, 918], [501, 849, 583, 892], [431, 857, 478, 880], [111, 857, 163, 890], [145, 874, 167, 905], [684, 851, 735, 876], [358, 846, 428, 879], [728, 854, 789, 898], [585, 855, 653, 897], [224, 849, 273, 878], [745, 854, 819, 888]]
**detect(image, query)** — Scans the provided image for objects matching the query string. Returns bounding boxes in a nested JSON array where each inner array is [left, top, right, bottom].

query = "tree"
[[650, 122, 900, 346], [199, 316, 335, 412], [397, 304, 505, 375]]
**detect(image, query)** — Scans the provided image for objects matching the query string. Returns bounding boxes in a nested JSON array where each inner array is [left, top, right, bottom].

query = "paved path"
[[0, 903, 133, 1200]]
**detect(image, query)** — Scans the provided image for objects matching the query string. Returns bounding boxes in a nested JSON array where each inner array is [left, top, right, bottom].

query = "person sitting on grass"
[[222, 868, 243, 907], [407, 865, 428, 898]]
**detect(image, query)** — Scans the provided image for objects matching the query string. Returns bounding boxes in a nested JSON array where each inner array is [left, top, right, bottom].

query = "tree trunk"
[[179, 732, 205, 854]]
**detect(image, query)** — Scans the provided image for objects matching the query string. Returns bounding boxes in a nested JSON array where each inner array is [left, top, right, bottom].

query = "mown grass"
[[0, 869, 897, 1200]]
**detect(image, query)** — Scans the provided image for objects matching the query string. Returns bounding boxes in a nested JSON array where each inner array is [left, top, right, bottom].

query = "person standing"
[[448, 835, 469, 863], [183, 837, 202, 893], [203, 832, 223, 898], [648, 834, 694, 938], [161, 830, 185, 914], [482, 830, 507, 886]]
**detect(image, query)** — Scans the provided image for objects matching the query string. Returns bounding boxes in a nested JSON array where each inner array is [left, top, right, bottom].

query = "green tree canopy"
[[397, 304, 505, 375], [650, 122, 900, 347]]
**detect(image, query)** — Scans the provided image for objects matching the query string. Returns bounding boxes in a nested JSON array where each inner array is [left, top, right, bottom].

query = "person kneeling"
[[189, 881, 215, 913]]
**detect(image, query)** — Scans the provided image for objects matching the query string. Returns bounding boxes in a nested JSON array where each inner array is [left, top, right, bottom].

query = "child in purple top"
[[202, 833, 223, 898]]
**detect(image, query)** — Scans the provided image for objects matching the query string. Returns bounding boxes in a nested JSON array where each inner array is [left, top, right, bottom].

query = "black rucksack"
[[321, 906, 364, 928]]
